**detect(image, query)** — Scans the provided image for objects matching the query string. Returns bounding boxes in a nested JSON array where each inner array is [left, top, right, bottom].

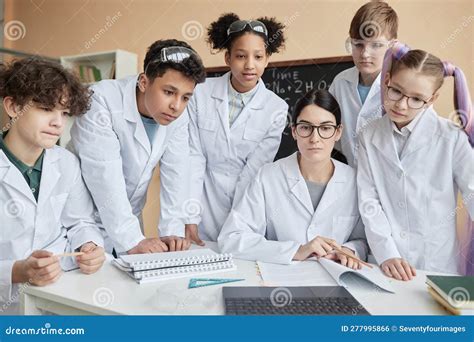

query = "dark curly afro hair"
[[207, 13, 286, 55]]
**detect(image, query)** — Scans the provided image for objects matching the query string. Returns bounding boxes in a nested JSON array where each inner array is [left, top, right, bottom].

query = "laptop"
[[223, 286, 370, 315]]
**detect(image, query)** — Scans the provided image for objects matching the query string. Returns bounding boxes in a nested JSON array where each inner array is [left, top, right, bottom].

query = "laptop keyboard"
[[225, 297, 364, 315]]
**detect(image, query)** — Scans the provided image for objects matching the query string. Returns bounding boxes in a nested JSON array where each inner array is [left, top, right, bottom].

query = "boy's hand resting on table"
[[185, 224, 205, 246], [12, 250, 62, 286], [161, 236, 191, 251], [127, 238, 169, 254], [76, 242, 105, 274], [381, 258, 416, 281]]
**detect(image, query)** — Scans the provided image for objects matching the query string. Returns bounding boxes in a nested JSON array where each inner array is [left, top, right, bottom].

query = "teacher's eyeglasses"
[[295, 122, 339, 139]]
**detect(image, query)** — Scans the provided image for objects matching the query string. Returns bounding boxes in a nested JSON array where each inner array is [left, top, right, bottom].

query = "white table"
[[20, 242, 448, 315]]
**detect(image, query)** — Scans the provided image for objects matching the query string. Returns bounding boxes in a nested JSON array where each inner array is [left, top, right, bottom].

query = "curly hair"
[[207, 13, 286, 55], [144, 39, 206, 84], [0, 57, 91, 116]]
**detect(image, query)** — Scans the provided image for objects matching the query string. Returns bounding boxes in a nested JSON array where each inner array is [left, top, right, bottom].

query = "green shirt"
[[0, 131, 44, 201]]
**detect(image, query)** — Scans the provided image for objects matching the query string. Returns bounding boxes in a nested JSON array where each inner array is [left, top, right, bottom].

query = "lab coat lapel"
[[0, 151, 36, 204], [400, 108, 436, 162], [37, 148, 61, 207], [360, 73, 381, 113], [231, 80, 266, 129], [150, 124, 167, 160], [344, 67, 362, 107], [284, 153, 314, 215], [212, 72, 231, 141], [312, 161, 345, 219], [123, 75, 152, 156], [372, 115, 403, 170]]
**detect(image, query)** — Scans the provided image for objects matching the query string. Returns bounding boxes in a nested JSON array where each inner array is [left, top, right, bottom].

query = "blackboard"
[[206, 55, 354, 160]]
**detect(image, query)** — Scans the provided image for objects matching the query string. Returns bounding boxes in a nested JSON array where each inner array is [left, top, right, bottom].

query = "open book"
[[113, 249, 236, 284], [258, 258, 395, 293]]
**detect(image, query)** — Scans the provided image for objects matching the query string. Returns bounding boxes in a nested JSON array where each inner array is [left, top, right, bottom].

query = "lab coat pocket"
[[333, 215, 358, 243], [243, 127, 265, 142], [50, 193, 69, 222], [198, 118, 217, 132], [237, 127, 266, 158], [198, 118, 218, 154], [1, 217, 27, 241]]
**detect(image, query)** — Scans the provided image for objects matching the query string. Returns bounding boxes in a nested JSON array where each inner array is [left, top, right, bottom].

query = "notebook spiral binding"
[[135, 259, 235, 280], [130, 253, 234, 272]]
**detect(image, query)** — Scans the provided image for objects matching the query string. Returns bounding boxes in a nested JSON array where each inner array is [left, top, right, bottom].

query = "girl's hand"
[[381, 258, 416, 281], [324, 247, 362, 270]]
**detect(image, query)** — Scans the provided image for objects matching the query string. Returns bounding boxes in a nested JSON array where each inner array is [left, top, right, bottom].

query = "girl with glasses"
[[218, 89, 368, 268], [358, 42, 474, 280], [185, 13, 289, 244]]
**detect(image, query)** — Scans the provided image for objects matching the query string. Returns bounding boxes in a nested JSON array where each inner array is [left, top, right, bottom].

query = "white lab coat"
[[69, 75, 189, 253], [187, 72, 288, 241], [329, 66, 383, 167], [218, 152, 368, 264], [357, 108, 474, 274], [0, 145, 103, 314]]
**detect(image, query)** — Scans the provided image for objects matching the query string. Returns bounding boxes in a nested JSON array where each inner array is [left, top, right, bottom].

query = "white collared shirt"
[[391, 112, 423, 158], [228, 78, 258, 127]]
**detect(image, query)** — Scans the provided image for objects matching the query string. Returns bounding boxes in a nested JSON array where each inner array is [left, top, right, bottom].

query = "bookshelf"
[[59, 49, 138, 147]]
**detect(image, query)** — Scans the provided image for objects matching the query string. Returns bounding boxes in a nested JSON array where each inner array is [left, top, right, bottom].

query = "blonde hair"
[[350, 1, 398, 40]]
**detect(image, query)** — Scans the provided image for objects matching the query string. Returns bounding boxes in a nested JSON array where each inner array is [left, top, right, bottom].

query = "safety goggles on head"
[[158, 46, 200, 63], [227, 20, 268, 37], [345, 38, 392, 55], [144, 46, 201, 75]]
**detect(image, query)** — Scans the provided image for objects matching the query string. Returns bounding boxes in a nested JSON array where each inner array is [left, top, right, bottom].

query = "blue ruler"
[[188, 278, 245, 289]]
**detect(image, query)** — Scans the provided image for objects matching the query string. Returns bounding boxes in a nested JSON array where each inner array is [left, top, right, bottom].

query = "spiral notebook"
[[112, 249, 236, 284]]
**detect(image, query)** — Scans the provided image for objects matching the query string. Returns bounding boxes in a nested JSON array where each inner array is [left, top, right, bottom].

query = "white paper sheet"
[[318, 258, 395, 293], [257, 258, 395, 293], [257, 260, 337, 286]]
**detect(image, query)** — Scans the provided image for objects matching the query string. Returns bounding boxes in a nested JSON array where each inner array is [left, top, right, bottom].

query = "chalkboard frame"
[[205, 55, 353, 73]]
